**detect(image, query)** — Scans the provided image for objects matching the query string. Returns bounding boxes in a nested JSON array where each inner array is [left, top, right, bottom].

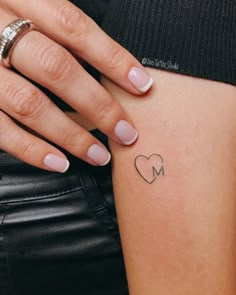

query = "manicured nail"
[[44, 154, 70, 173], [115, 120, 138, 145], [128, 67, 153, 93], [87, 144, 111, 166]]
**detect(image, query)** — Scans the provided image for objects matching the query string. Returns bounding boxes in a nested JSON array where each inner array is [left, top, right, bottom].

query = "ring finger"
[[0, 11, 138, 146], [0, 65, 112, 168]]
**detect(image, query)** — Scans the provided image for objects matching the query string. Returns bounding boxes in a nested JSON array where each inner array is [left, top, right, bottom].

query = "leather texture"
[[0, 130, 129, 295]]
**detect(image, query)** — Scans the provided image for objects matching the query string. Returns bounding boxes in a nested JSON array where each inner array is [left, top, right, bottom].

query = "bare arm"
[[102, 69, 236, 295]]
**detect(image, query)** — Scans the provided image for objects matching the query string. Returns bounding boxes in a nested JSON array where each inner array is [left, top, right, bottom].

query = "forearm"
[[102, 69, 236, 294]]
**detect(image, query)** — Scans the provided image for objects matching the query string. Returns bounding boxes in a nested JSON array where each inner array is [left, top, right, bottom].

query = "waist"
[[0, 127, 111, 204]]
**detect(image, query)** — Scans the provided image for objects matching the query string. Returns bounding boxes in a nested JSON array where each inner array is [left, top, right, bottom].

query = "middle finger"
[[1, 13, 138, 146]]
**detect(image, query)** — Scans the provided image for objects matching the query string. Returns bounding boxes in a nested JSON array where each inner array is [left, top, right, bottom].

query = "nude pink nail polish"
[[87, 144, 111, 166], [128, 67, 153, 93], [44, 154, 70, 173], [115, 120, 138, 145]]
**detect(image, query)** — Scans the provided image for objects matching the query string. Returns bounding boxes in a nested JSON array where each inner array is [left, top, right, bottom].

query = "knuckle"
[[61, 126, 86, 151], [10, 87, 46, 119], [39, 44, 74, 83], [93, 96, 117, 123], [20, 142, 35, 160], [55, 3, 88, 38], [103, 43, 125, 73]]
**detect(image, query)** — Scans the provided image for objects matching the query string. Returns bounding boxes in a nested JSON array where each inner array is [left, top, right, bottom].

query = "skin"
[[102, 69, 236, 295], [0, 0, 151, 170], [2, 1, 235, 292]]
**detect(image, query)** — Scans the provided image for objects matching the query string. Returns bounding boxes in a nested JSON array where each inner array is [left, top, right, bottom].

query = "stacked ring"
[[0, 19, 36, 68]]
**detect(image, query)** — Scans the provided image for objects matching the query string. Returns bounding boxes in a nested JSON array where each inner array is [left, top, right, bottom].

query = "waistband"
[[0, 130, 111, 203]]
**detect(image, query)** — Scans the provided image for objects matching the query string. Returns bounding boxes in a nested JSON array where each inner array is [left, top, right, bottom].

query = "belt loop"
[[79, 164, 106, 213], [0, 205, 12, 295]]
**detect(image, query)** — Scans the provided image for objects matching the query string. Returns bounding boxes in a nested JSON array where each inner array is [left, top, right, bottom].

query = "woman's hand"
[[0, 0, 153, 172]]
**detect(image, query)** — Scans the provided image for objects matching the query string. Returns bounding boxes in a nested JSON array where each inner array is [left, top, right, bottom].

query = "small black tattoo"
[[135, 154, 164, 184]]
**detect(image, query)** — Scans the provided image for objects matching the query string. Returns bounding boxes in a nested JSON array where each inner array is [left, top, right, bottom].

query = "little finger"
[[0, 67, 112, 166], [0, 110, 70, 172]]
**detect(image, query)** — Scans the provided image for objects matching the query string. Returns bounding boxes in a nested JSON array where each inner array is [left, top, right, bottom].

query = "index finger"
[[4, 0, 153, 94]]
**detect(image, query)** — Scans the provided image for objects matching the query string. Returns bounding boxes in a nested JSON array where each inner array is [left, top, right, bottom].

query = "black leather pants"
[[0, 131, 128, 295]]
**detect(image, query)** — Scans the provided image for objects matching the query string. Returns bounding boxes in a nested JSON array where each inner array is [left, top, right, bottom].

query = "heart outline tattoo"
[[135, 154, 164, 184]]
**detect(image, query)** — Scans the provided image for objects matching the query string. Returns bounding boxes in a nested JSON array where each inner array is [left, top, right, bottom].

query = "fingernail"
[[87, 144, 111, 166], [115, 120, 138, 145], [44, 154, 70, 173], [128, 67, 153, 93]]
